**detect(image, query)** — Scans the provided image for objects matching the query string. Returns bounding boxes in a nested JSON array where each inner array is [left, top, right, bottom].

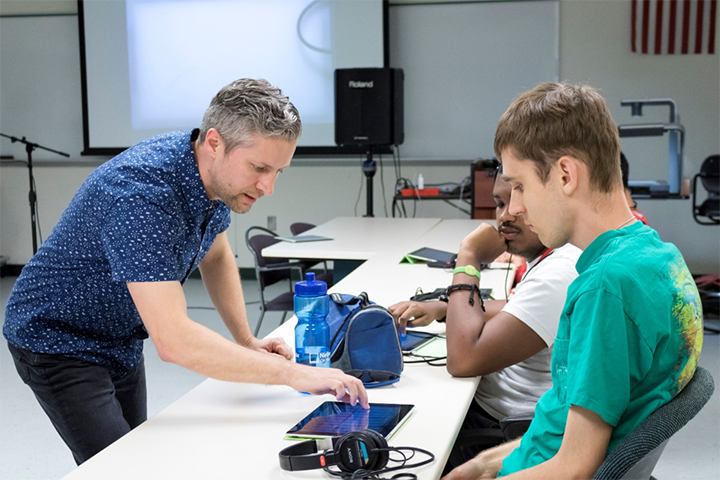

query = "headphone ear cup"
[[361, 429, 389, 471], [334, 429, 389, 473], [333, 432, 358, 473]]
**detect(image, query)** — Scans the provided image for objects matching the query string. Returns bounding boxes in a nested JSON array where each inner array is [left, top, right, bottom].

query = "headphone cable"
[[322, 445, 434, 480]]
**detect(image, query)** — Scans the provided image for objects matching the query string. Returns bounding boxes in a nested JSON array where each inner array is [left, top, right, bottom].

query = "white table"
[[263, 217, 443, 261], [61, 217, 512, 480]]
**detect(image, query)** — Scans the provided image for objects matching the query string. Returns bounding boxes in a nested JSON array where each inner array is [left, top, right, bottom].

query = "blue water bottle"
[[294, 272, 331, 368]]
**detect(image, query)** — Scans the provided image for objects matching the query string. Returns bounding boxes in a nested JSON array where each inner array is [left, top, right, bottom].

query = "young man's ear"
[[556, 155, 581, 196]]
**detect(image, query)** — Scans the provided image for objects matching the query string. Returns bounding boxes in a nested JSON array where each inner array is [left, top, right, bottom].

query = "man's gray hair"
[[199, 78, 302, 152]]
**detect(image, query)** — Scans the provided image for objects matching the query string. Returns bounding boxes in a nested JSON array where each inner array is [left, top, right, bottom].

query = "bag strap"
[[344, 370, 401, 389], [327, 292, 373, 352], [329, 292, 371, 308], [364, 378, 401, 388]]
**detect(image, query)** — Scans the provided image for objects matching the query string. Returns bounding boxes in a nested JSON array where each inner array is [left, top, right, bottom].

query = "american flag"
[[632, 0, 717, 54]]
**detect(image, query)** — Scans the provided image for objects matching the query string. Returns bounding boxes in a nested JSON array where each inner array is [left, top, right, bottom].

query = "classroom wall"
[[557, 0, 720, 274], [1, 0, 718, 273]]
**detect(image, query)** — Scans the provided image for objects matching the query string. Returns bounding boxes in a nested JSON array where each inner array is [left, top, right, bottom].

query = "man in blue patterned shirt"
[[4, 79, 368, 464]]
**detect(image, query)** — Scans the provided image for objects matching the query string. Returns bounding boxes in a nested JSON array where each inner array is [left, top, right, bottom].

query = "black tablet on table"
[[285, 401, 415, 440]]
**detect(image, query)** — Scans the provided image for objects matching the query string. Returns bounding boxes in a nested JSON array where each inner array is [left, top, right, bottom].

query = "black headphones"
[[279, 429, 434, 479], [279, 429, 389, 473]]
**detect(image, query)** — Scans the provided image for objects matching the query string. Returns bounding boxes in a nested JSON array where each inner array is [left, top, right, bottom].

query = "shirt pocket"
[[551, 336, 570, 404]]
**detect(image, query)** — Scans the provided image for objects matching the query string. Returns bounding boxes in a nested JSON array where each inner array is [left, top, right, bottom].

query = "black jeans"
[[8, 342, 147, 465]]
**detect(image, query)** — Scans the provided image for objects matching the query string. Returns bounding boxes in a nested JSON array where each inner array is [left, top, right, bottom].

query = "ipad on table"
[[399, 331, 437, 352], [406, 247, 456, 264], [285, 401, 415, 440]]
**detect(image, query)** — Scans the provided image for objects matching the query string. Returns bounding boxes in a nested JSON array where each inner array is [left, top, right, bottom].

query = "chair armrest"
[[454, 428, 507, 450], [500, 411, 535, 441]]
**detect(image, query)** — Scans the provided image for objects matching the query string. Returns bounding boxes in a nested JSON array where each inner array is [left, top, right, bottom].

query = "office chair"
[[289, 222, 315, 236], [593, 365, 715, 480], [692, 154, 719, 225], [695, 275, 720, 333], [289, 222, 333, 287], [245, 226, 304, 336]]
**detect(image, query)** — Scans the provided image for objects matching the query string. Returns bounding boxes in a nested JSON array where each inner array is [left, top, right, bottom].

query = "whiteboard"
[[0, 15, 84, 161], [388, 0, 559, 159]]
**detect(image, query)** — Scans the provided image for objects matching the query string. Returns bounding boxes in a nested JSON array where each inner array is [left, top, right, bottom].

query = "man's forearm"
[[159, 313, 294, 382], [445, 223, 507, 373], [445, 255, 489, 375], [446, 246, 546, 376], [199, 247, 253, 344], [128, 280, 290, 382], [494, 453, 593, 480], [475, 438, 521, 477], [496, 460, 563, 480]]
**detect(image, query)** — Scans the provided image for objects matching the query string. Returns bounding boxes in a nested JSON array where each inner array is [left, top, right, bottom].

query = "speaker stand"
[[362, 148, 377, 217]]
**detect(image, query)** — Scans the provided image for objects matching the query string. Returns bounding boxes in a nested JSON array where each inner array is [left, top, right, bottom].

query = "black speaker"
[[335, 68, 404, 147]]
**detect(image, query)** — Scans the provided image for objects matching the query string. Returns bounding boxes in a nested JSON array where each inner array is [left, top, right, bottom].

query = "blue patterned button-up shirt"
[[3, 130, 231, 376]]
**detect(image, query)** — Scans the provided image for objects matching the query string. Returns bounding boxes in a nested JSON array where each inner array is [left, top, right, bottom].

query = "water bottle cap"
[[294, 272, 327, 296]]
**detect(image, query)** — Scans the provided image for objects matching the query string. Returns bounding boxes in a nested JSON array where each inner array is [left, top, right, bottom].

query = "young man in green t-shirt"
[[442, 82, 703, 480]]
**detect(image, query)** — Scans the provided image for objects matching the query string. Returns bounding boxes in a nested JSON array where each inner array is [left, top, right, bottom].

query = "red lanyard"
[[522, 248, 554, 280], [538, 248, 554, 262]]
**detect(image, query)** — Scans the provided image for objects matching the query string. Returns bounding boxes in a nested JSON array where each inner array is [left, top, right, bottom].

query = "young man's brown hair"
[[494, 82, 622, 194]]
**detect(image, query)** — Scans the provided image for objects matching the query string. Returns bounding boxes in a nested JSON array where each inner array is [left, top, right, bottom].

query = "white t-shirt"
[[474, 243, 581, 420]]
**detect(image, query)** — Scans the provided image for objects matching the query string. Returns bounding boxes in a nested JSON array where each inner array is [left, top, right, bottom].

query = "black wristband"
[[446, 283, 486, 312], [437, 291, 448, 322]]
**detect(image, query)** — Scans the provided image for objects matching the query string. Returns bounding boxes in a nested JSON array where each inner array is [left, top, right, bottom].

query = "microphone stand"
[[0, 133, 70, 254]]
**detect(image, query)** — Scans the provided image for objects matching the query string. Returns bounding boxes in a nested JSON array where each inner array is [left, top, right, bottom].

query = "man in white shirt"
[[389, 168, 580, 463]]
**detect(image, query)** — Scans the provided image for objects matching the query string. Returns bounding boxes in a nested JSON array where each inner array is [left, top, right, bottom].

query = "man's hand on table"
[[388, 300, 447, 334], [290, 365, 370, 409], [245, 336, 293, 360]]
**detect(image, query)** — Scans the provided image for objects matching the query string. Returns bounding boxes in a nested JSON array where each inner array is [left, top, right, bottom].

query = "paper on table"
[[274, 235, 333, 243]]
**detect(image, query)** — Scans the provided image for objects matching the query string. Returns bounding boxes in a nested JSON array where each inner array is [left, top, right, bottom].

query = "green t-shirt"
[[498, 222, 703, 476]]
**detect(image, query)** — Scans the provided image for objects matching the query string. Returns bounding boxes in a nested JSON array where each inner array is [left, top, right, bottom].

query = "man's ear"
[[555, 155, 581, 196], [204, 129, 223, 157]]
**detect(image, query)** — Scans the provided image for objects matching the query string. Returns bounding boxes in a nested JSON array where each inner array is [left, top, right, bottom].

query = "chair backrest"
[[290, 222, 315, 236], [692, 155, 720, 224], [593, 366, 715, 480], [245, 226, 295, 290], [700, 154, 720, 196]]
